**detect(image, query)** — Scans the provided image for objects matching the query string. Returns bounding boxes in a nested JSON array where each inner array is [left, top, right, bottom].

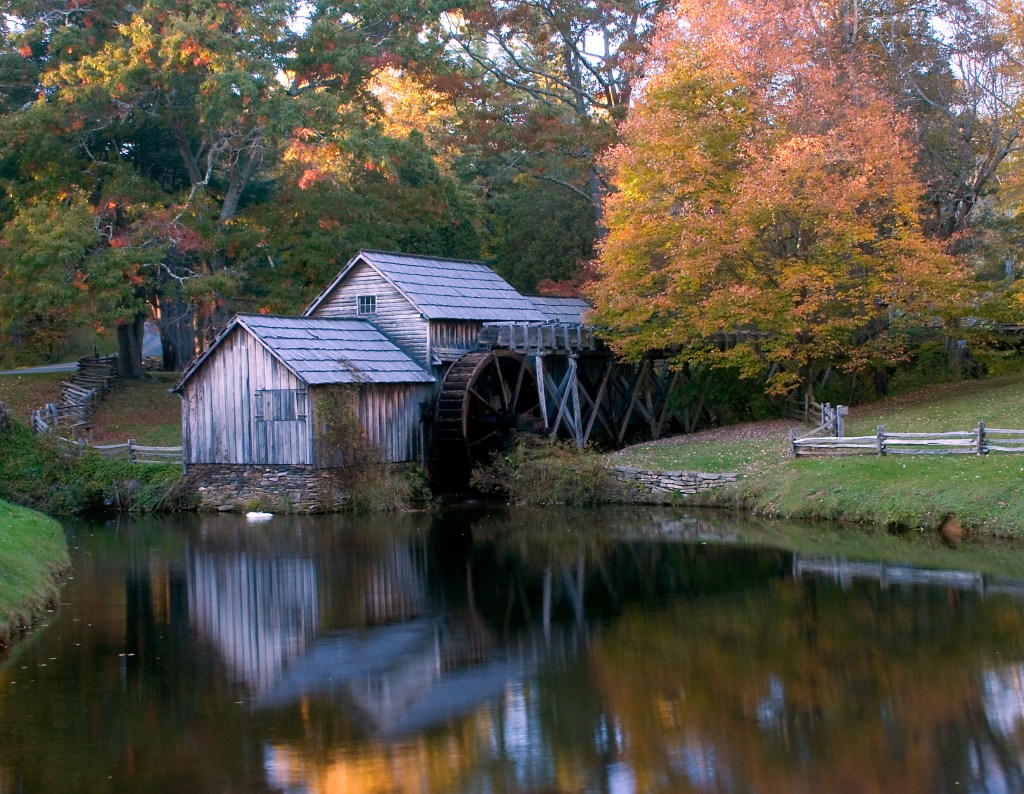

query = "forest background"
[[1, 0, 1024, 413]]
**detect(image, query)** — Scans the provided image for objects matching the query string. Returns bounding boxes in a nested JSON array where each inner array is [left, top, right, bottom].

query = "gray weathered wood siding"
[[360, 383, 432, 464], [311, 383, 431, 467], [429, 320, 482, 355], [309, 260, 430, 366], [183, 326, 313, 465]]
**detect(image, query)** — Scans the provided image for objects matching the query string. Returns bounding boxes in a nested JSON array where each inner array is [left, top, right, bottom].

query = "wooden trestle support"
[[436, 321, 689, 467]]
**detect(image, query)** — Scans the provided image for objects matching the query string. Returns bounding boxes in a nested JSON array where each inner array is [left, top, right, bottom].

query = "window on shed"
[[357, 295, 377, 315], [254, 389, 307, 422]]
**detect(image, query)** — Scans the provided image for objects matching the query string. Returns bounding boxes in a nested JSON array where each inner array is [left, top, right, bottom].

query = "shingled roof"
[[305, 250, 546, 322], [173, 315, 433, 391], [529, 296, 591, 324]]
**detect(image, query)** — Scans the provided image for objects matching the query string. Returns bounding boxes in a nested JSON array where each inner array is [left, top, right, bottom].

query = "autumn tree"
[[590, 0, 968, 396]]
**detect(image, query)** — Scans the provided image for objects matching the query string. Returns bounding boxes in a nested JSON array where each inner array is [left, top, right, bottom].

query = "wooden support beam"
[[655, 370, 681, 438], [580, 360, 615, 446], [644, 364, 657, 439], [534, 355, 548, 430], [549, 366, 578, 437], [570, 357, 583, 449], [618, 360, 650, 445]]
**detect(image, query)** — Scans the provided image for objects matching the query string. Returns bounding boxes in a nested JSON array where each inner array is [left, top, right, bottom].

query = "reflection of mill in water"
[[187, 551, 320, 691], [186, 531, 585, 735], [187, 538, 432, 693]]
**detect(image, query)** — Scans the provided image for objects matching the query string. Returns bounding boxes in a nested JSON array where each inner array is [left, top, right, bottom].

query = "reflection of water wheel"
[[435, 350, 540, 469]]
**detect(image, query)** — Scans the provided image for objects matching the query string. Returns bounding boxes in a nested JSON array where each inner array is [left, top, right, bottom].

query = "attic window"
[[357, 295, 377, 315], [254, 389, 307, 422]]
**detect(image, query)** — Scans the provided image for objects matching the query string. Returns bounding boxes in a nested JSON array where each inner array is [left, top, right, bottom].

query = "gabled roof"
[[529, 296, 592, 324], [173, 315, 433, 392], [304, 250, 546, 322]]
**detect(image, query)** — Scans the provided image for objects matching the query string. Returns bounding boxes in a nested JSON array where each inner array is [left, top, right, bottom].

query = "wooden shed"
[[173, 314, 434, 467], [303, 250, 546, 371]]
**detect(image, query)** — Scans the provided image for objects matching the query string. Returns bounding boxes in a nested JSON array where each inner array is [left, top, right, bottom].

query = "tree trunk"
[[116, 313, 146, 379], [159, 297, 197, 371]]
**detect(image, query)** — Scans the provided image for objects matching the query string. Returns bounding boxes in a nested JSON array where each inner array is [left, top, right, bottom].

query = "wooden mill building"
[[173, 313, 433, 468], [176, 250, 683, 510], [303, 250, 548, 371]]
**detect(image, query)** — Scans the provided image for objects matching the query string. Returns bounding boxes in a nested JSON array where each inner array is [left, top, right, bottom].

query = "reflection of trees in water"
[[248, 509, 1024, 794], [588, 579, 1024, 793], [0, 521, 270, 794], [33, 509, 1024, 794]]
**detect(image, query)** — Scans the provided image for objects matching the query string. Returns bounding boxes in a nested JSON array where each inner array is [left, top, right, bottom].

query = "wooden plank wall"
[[430, 320, 482, 354], [183, 326, 313, 465], [309, 259, 430, 366], [358, 383, 432, 464]]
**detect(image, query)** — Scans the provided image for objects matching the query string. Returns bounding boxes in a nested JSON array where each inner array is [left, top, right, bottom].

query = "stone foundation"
[[610, 465, 738, 503], [187, 464, 348, 513]]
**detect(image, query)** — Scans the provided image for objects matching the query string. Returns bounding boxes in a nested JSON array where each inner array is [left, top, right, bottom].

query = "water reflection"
[[1, 508, 1024, 793]]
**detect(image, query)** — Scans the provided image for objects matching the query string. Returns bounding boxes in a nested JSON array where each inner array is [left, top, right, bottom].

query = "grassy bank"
[[608, 373, 1024, 537], [0, 423, 188, 515], [88, 371, 181, 446], [0, 499, 69, 649], [0, 371, 187, 515]]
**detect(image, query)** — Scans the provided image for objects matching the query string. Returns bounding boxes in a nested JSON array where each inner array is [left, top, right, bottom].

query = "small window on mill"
[[254, 389, 307, 422], [357, 295, 377, 315]]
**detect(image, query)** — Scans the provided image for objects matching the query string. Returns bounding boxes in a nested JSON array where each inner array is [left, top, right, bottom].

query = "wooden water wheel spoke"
[[436, 349, 540, 467], [508, 358, 528, 408], [467, 428, 503, 447], [468, 387, 505, 418], [494, 360, 511, 409]]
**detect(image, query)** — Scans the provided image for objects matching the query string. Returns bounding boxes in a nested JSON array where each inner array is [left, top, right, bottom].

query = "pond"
[[2, 506, 1024, 793]]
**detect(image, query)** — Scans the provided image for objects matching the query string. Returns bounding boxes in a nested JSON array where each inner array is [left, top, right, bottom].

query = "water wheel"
[[435, 350, 540, 470]]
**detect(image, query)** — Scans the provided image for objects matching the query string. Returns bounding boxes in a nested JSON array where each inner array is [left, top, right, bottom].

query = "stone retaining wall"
[[188, 464, 348, 513], [610, 465, 738, 503]]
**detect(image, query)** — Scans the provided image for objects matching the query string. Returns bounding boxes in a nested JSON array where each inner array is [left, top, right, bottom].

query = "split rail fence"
[[785, 396, 848, 438], [791, 421, 1024, 457], [61, 437, 183, 466], [31, 355, 118, 434]]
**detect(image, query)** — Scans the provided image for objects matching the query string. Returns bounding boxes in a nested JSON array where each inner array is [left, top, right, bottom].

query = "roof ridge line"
[[238, 313, 374, 322], [359, 249, 490, 266]]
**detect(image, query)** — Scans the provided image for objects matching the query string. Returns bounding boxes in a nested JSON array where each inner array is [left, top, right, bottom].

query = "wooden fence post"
[[977, 421, 985, 456], [836, 405, 847, 438], [789, 427, 797, 458], [127, 438, 135, 464], [876, 425, 886, 456]]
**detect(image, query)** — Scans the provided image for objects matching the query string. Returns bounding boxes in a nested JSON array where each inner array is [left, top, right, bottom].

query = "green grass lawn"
[[88, 371, 182, 446], [610, 372, 1024, 536], [0, 499, 69, 648], [609, 436, 788, 474], [0, 370, 181, 445], [844, 373, 1024, 434]]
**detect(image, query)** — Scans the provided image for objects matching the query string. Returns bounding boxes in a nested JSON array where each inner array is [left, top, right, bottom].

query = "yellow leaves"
[[593, 0, 968, 383]]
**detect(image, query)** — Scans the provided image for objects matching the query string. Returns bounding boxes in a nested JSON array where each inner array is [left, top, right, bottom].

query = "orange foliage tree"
[[589, 0, 970, 395]]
